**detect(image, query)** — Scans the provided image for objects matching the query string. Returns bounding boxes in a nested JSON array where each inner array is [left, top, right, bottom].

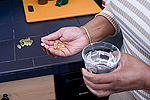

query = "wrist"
[[80, 26, 92, 44]]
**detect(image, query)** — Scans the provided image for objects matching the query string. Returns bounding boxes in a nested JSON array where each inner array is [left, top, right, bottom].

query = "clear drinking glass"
[[82, 42, 121, 74]]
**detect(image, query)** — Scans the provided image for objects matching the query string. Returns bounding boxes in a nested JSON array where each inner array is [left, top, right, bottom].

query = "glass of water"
[[82, 42, 121, 74]]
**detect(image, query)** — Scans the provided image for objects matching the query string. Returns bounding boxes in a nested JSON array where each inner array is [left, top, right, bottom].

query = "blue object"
[[1, 94, 9, 100]]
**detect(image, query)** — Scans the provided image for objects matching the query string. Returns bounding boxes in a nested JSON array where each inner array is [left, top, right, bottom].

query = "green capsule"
[[55, 0, 68, 7]]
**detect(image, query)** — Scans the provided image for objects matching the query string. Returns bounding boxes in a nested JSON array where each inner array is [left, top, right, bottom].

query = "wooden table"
[[0, 75, 56, 100]]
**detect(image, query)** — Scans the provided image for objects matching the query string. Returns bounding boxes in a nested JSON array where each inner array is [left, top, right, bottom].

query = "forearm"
[[82, 15, 115, 43]]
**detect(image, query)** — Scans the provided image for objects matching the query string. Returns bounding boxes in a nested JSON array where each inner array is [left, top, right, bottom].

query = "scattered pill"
[[17, 44, 22, 49], [17, 37, 33, 49]]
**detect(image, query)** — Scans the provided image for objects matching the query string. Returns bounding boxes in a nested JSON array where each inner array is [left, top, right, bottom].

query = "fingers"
[[81, 68, 116, 97], [46, 49, 56, 57], [41, 42, 69, 57], [83, 77, 111, 90], [41, 43, 55, 57], [82, 68, 113, 84], [42, 29, 63, 41], [41, 39, 54, 46], [86, 85, 113, 98], [41, 42, 50, 50], [41, 45, 47, 53]]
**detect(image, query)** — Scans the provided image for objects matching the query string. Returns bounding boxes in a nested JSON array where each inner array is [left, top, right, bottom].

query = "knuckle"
[[110, 75, 124, 90], [91, 75, 99, 83], [90, 83, 97, 90]]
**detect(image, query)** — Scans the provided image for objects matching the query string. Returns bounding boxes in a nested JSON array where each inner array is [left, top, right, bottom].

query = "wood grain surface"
[[0, 75, 56, 100]]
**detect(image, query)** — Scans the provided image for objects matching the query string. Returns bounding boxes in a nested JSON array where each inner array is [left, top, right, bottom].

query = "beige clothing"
[[109, 91, 136, 100], [97, 0, 150, 99]]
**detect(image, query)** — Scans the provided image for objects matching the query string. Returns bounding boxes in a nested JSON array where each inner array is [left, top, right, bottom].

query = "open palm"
[[41, 27, 89, 57]]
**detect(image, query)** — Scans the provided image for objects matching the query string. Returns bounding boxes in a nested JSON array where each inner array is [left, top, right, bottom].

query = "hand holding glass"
[[82, 42, 121, 74]]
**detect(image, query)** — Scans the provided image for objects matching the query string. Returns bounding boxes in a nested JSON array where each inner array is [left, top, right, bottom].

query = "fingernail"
[[41, 45, 44, 48], [41, 36, 45, 38], [84, 81, 86, 85], [41, 43, 45, 47], [80, 68, 82, 73]]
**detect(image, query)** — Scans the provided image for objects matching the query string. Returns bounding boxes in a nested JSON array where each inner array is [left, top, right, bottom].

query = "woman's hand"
[[82, 53, 150, 98], [41, 27, 89, 57]]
